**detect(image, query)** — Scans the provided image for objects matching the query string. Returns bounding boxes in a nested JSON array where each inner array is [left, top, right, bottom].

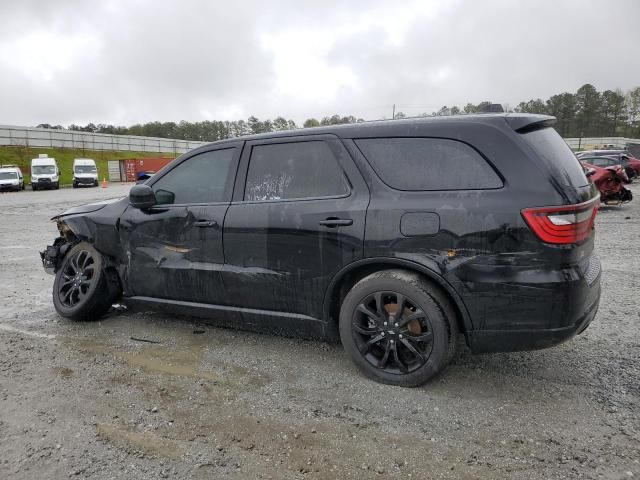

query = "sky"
[[0, 0, 639, 127]]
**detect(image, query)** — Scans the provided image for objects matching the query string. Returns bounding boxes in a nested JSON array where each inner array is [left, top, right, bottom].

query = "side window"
[[244, 141, 349, 201], [355, 137, 503, 191], [152, 148, 235, 205]]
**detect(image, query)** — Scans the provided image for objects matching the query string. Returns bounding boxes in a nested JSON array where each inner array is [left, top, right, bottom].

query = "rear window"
[[244, 141, 349, 201], [354, 137, 502, 191], [520, 127, 588, 187]]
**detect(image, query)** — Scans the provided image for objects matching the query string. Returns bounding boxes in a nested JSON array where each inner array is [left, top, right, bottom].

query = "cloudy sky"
[[0, 0, 639, 127]]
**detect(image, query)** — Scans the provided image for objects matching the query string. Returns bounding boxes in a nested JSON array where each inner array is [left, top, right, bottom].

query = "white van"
[[72, 158, 98, 188], [0, 166, 25, 192], [31, 154, 60, 190]]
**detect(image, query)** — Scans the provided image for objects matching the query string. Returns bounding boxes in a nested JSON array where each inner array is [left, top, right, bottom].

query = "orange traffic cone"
[[102, 177, 107, 188]]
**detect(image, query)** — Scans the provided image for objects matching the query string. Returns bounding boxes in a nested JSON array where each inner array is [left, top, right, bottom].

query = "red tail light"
[[521, 196, 600, 245]]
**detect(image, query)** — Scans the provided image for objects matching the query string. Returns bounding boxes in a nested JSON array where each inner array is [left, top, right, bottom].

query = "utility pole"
[[392, 104, 396, 120]]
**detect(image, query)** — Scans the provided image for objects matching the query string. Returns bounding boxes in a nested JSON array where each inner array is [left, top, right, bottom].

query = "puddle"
[[96, 423, 183, 459], [63, 334, 272, 387], [121, 343, 221, 381], [68, 336, 220, 380]]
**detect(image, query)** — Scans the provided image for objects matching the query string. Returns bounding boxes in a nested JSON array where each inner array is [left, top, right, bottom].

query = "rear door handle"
[[319, 218, 353, 227], [193, 219, 217, 228]]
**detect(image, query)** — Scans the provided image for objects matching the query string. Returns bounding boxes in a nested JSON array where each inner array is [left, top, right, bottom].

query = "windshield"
[[75, 165, 97, 173], [0, 172, 18, 180], [32, 165, 56, 175]]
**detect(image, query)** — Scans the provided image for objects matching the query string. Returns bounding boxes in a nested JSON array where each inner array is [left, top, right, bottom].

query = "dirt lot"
[[0, 183, 638, 479]]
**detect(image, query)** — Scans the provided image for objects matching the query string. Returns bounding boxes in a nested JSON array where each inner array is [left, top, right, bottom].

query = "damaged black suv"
[[41, 114, 601, 386]]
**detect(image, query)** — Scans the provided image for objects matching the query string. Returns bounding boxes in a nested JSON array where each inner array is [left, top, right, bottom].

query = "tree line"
[[35, 84, 640, 142], [514, 84, 640, 138]]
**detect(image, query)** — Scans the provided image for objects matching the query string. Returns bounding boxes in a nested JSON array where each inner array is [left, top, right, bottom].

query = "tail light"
[[521, 196, 600, 245]]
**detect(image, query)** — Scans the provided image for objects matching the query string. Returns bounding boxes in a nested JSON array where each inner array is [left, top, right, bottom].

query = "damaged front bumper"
[[40, 237, 71, 275]]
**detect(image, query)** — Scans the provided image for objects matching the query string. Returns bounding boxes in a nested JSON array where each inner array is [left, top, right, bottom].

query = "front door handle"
[[193, 219, 217, 228], [319, 218, 353, 227]]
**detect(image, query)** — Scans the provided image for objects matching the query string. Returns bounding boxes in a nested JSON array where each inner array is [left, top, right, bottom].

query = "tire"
[[73, 182, 78, 189], [52, 242, 120, 321], [32, 184, 37, 191], [339, 269, 457, 387], [55, 182, 60, 190]]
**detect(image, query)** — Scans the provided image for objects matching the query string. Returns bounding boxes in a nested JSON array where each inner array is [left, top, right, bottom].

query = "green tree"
[[627, 87, 640, 136], [545, 93, 576, 136], [273, 117, 289, 131], [601, 89, 627, 136], [515, 99, 547, 114], [575, 84, 602, 137], [463, 103, 477, 114]]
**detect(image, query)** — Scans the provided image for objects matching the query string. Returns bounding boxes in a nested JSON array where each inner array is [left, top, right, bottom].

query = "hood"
[[0, 178, 19, 184], [74, 172, 98, 178], [52, 197, 126, 220]]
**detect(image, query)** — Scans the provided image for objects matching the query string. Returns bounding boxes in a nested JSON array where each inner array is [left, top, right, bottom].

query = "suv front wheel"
[[339, 270, 457, 387], [52, 242, 120, 321]]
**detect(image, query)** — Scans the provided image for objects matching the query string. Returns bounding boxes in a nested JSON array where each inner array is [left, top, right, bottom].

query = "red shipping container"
[[122, 157, 175, 182]]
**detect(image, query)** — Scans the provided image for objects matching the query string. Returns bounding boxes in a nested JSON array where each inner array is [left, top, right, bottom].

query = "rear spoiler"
[[505, 114, 556, 133]]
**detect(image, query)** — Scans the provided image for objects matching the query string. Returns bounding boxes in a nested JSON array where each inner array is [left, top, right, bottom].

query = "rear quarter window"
[[354, 137, 502, 191]]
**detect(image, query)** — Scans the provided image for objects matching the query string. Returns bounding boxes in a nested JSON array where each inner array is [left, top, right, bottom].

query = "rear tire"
[[52, 242, 120, 321], [339, 269, 456, 387]]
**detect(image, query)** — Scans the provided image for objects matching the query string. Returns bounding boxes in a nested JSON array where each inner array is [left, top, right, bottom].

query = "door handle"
[[193, 219, 217, 228], [319, 218, 353, 227]]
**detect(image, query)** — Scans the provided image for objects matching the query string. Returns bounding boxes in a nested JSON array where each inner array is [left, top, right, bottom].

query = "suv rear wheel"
[[52, 242, 120, 321], [339, 270, 456, 387]]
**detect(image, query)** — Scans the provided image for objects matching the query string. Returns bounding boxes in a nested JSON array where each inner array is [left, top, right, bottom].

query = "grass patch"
[[0, 146, 173, 186]]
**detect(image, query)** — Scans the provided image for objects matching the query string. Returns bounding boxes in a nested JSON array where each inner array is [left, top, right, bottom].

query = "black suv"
[[41, 114, 601, 386]]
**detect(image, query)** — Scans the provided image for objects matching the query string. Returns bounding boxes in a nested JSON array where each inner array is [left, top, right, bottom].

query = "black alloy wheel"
[[352, 291, 433, 374], [57, 249, 97, 308], [52, 242, 120, 321], [339, 270, 455, 387]]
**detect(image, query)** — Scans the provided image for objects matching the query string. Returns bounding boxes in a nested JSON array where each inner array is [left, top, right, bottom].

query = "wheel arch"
[[323, 258, 472, 340]]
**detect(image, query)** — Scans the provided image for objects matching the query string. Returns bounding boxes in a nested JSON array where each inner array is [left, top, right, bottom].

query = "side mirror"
[[585, 168, 596, 178], [129, 184, 156, 209]]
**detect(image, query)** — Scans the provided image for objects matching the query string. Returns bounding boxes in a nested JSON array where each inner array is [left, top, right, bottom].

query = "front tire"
[[339, 270, 456, 387], [52, 242, 120, 321]]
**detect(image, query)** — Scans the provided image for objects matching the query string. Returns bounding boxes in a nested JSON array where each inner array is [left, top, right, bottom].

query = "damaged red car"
[[581, 161, 632, 205]]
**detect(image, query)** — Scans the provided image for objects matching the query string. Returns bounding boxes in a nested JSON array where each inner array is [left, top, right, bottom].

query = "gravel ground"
[[0, 183, 638, 479]]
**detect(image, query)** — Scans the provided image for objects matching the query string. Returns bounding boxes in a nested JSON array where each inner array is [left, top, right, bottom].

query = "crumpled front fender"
[[40, 237, 72, 274]]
